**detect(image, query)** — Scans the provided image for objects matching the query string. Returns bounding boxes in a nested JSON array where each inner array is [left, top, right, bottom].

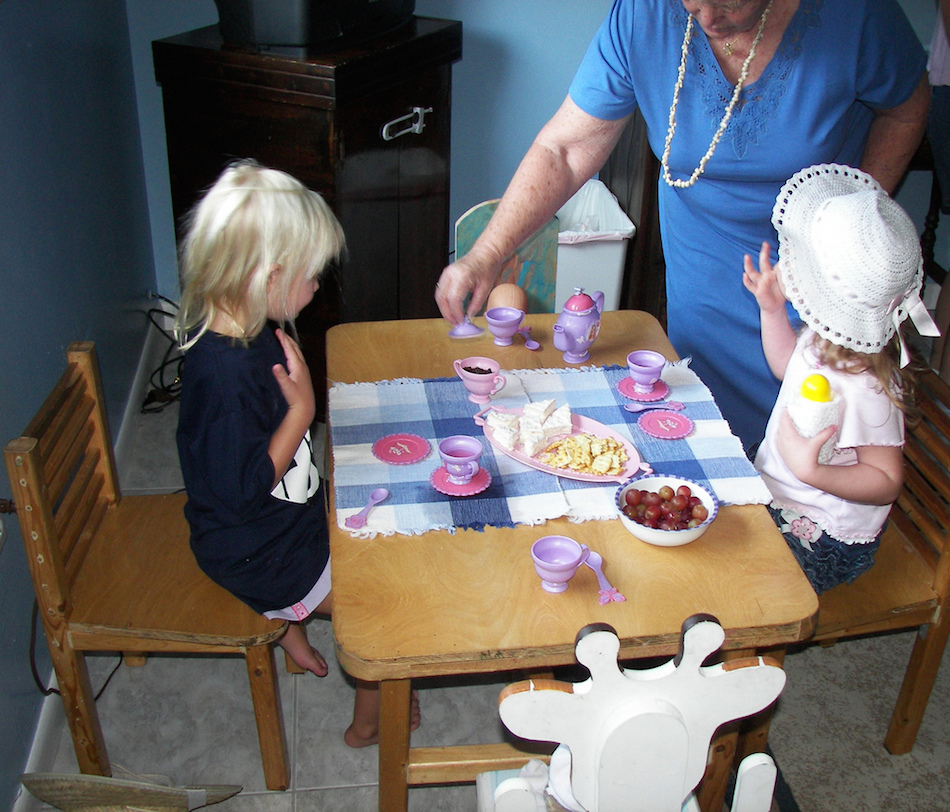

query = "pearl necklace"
[[661, 0, 774, 189]]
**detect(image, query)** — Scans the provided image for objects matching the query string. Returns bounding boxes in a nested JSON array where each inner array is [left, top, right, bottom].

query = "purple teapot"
[[553, 288, 604, 364]]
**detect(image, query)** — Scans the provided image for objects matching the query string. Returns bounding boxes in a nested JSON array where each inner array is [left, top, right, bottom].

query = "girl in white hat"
[[742, 163, 939, 594]]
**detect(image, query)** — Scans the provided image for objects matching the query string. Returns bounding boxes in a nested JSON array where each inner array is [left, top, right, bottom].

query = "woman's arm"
[[776, 412, 904, 504], [435, 97, 631, 324], [860, 76, 930, 193]]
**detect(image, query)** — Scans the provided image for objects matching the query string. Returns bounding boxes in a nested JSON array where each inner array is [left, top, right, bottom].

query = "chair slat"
[[35, 376, 89, 472], [63, 497, 109, 588], [56, 454, 106, 569], [22, 362, 83, 442], [45, 407, 96, 509]]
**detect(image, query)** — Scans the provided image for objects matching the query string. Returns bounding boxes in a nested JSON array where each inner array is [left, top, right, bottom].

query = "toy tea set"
[[351, 284, 711, 603]]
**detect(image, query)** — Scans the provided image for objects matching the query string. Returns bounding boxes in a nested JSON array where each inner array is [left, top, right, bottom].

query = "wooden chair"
[[456, 199, 559, 313], [476, 616, 785, 812], [809, 367, 950, 754], [4, 342, 291, 789]]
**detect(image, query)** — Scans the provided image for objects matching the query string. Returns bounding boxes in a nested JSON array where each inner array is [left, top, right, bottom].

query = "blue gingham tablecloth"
[[329, 363, 771, 538]]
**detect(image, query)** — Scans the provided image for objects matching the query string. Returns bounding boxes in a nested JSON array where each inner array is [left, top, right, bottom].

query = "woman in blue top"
[[435, 0, 928, 451]]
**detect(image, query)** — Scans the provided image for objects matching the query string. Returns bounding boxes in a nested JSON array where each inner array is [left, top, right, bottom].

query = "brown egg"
[[486, 282, 528, 313]]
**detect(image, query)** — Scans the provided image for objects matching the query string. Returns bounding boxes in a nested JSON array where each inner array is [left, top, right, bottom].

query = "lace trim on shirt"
[[669, 0, 822, 159]]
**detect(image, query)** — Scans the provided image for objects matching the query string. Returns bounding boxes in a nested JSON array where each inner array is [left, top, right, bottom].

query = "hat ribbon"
[[892, 291, 940, 368]]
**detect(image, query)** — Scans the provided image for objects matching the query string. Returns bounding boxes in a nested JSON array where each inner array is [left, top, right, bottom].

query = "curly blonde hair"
[[810, 333, 924, 426], [175, 160, 344, 350]]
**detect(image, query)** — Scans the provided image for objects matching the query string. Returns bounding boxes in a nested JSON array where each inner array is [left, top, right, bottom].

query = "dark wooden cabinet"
[[153, 17, 462, 416]]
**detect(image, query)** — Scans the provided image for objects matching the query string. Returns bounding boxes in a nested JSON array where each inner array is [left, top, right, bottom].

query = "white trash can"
[[554, 179, 636, 312]]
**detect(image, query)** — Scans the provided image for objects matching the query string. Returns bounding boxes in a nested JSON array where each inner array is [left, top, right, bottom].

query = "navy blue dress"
[[176, 326, 329, 614]]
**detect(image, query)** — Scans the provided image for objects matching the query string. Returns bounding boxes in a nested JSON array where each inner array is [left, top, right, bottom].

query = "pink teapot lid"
[[565, 288, 597, 312]]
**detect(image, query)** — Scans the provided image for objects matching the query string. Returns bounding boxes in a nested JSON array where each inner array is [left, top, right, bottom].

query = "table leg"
[[735, 646, 787, 765], [378, 679, 412, 812]]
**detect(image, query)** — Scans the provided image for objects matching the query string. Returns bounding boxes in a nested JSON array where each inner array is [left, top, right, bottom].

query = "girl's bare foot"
[[344, 689, 421, 748], [278, 623, 329, 677]]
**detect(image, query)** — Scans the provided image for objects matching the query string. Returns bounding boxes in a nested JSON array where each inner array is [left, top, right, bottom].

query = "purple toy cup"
[[530, 535, 590, 593], [627, 350, 666, 394], [438, 435, 483, 485]]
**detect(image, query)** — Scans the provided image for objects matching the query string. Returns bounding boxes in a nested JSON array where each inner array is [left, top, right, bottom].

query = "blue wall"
[[0, 1, 160, 807]]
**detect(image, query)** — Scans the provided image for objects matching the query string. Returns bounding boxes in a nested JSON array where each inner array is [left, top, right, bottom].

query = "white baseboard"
[[14, 681, 64, 812]]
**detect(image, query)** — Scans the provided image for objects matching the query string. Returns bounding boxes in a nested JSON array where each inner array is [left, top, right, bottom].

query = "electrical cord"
[[142, 294, 184, 414], [30, 600, 121, 701]]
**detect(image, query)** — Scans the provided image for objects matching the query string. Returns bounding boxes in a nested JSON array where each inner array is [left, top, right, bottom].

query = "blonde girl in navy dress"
[[175, 161, 418, 746]]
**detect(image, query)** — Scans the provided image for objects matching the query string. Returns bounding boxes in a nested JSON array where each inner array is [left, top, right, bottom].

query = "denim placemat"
[[329, 363, 770, 539]]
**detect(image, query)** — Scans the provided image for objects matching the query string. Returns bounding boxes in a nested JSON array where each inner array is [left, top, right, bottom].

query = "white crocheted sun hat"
[[771, 163, 926, 356]]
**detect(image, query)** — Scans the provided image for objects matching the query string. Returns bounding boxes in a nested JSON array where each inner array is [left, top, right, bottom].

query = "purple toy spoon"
[[585, 550, 626, 604], [518, 326, 540, 350], [345, 487, 390, 529]]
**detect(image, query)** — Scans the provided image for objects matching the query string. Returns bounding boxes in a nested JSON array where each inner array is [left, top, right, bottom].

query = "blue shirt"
[[569, 0, 925, 449]]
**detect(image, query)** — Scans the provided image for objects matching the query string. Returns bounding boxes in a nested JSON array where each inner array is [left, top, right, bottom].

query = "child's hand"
[[272, 328, 316, 424], [742, 241, 786, 316], [776, 409, 836, 482]]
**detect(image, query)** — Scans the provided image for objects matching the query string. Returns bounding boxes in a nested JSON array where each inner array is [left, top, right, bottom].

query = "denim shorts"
[[767, 505, 882, 595]]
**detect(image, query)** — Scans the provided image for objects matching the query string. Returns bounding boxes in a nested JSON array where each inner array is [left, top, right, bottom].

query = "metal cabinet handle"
[[381, 106, 433, 141]]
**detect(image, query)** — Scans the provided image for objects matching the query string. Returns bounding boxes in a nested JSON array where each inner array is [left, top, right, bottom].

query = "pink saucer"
[[372, 433, 431, 465], [430, 466, 492, 497], [638, 410, 694, 440], [617, 377, 670, 402]]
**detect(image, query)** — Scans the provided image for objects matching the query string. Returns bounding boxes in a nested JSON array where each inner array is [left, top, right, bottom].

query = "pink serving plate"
[[474, 406, 650, 484]]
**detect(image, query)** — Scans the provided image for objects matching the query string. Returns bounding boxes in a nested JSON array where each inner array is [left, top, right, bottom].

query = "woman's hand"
[[435, 252, 499, 325]]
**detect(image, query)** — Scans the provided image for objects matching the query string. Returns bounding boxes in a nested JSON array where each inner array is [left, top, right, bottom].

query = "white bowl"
[[616, 475, 718, 547]]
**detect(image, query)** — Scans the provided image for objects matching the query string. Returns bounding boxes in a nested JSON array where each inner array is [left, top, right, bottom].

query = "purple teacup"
[[627, 350, 666, 394], [531, 535, 590, 593]]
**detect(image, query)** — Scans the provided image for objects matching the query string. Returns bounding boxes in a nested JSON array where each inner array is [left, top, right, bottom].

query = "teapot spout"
[[592, 290, 605, 313]]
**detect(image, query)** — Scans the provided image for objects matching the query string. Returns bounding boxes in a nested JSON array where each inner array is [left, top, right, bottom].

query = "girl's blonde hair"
[[175, 160, 345, 350]]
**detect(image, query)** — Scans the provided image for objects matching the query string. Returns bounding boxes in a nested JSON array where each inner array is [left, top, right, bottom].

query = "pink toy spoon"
[[585, 550, 626, 604], [623, 400, 685, 414], [344, 487, 390, 529]]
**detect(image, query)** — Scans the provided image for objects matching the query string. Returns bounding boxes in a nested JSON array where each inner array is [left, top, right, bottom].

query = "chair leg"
[[123, 653, 148, 667], [884, 615, 950, 754], [51, 645, 111, 777], [284, 649, 306, 674], [245, 644, 290, 790]]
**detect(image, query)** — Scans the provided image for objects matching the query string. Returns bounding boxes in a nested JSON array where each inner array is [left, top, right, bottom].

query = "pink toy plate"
[[474, 406, 650, 484], [617, 377, 670, 402], [430, 466, 492, 496], [372, 433, 431, 465], [638, 410, 694, 440]]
